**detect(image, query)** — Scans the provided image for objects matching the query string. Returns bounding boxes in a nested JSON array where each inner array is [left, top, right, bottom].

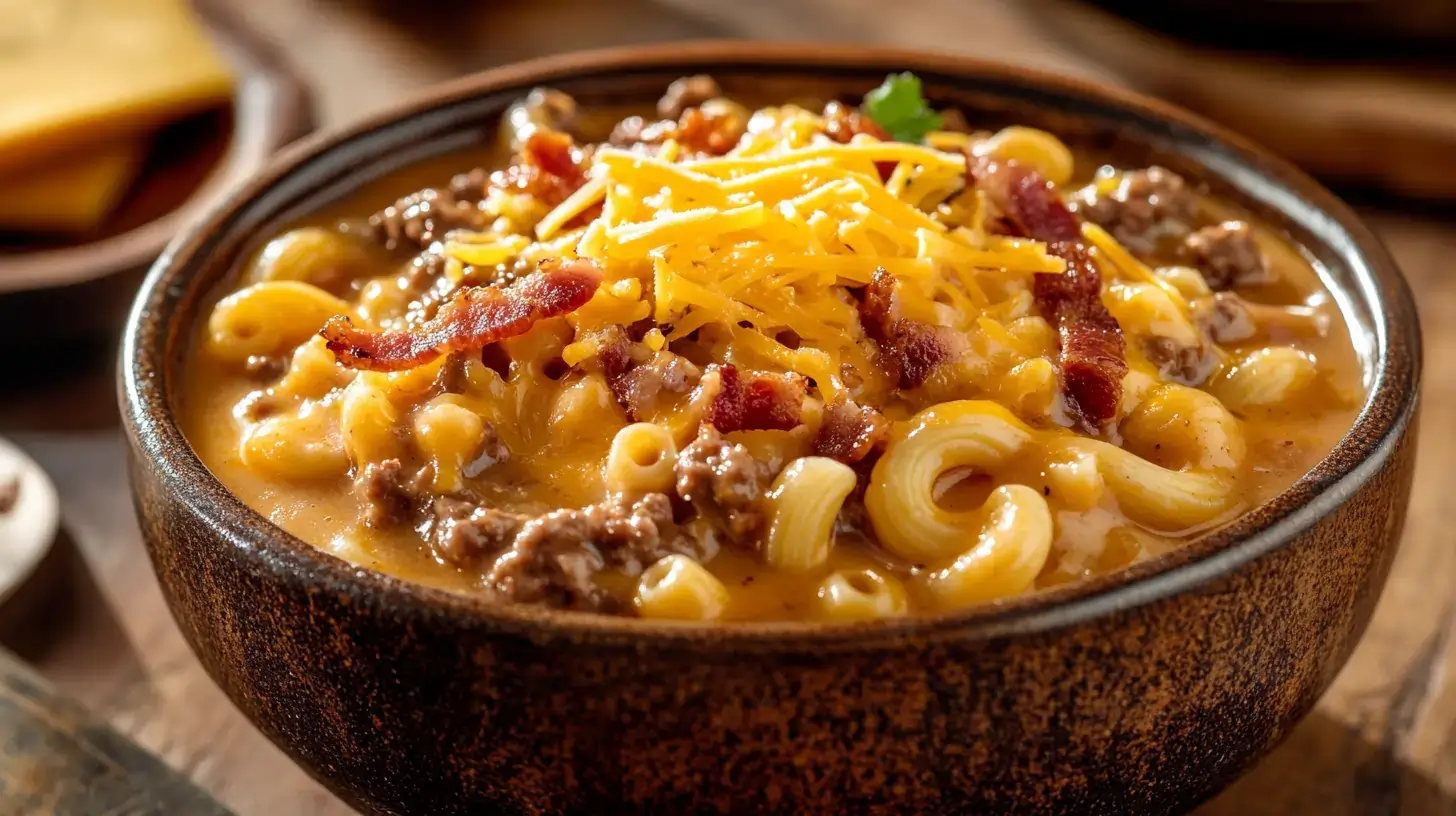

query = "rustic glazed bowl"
[[121, 43, 1420, 815]]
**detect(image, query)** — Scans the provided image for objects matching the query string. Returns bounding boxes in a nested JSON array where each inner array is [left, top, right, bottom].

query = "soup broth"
[[180, 76, 1363, 621]]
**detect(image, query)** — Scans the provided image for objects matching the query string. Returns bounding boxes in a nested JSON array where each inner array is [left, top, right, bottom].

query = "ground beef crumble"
[[657, 75, 721, 119], [610, 107, 744, 158], [1073, 166, 1197, 254], [673, 425, 775, 545], [1142, 336, 1218, 387], [424, 490, 710, 613], [1182, 220, 1270, 290], [1194, 292, 1260, 345], [357, 459, 426, 529], [369, 186, 487, 252], [431, 497, 526, 569], [483, 493, 695, 612]]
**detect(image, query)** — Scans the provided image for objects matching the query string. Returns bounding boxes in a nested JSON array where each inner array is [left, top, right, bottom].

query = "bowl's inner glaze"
[[128, 50, 1416, 639]]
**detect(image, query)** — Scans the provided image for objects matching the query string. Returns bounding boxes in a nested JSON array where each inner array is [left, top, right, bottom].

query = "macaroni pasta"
[[180, 74, 1364, 620]]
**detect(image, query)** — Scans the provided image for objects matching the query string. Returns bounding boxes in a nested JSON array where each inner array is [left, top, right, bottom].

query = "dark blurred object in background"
[[1089, 0, 1456, 58]]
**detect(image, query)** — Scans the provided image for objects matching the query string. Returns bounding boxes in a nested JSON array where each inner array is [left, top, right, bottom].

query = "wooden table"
[[4, 1, 1453, 813]]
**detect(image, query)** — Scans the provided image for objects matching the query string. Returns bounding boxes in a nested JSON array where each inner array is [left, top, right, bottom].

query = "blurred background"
[[1, 0, 1453, 813]]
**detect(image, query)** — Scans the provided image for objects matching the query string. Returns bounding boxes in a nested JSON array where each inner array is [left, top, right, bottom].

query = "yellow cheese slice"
[[0, 141, 147, 231], [0, 0, 234, 175]]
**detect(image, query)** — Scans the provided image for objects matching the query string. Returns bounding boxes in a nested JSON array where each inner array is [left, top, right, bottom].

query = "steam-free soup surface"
[[181, 77, 1363, 621]]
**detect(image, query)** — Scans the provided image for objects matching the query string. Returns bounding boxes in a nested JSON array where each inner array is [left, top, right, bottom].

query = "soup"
[[180, 75, 1363, 621]]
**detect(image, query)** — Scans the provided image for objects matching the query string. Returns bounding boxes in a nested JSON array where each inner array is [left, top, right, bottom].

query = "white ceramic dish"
[[0, 436, 60, 605]]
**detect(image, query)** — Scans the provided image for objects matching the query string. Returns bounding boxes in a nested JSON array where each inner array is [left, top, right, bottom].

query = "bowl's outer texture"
[[123, 44, 1420, 815], [130, 440, 1414, 815]]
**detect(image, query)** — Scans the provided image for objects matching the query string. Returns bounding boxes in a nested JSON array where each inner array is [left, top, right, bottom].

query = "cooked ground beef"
[[427, 491, 706, 612], [482, 493, 692, 612], [1074, 166, 1197, 254], [369, 187, 488, 252], [504, 88, 578, 151], [611, 350, 702, 420], [1142, 336, 1218, 387], [0, 474, 19, 515], [1194, 292, 1259, 345], [447, 167, 490, 202], [1182, 221, 1270, 290], [674, 425, 775, 545], [467, 423, 511, 474], [358, 459, 423, 529], [432, 497, 526, 568], [658, 75, 721, 119], [395, 254, 457, 324], [610, 108, 743, 158]]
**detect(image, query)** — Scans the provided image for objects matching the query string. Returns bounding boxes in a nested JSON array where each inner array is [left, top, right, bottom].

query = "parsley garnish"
[[862, 72, 943, 144]]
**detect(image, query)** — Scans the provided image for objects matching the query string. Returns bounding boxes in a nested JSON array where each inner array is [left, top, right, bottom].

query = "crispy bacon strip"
[[321, 259, 603, 372], [971, 154, 1127, 425], [857, 268, 959, 390], [699, 364, 806, 433], [1033, 242, 1127, 425], [812, 396, 888, 464]]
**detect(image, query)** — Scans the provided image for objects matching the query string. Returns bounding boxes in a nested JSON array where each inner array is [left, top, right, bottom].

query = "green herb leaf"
[[861, 72, 943, 144]]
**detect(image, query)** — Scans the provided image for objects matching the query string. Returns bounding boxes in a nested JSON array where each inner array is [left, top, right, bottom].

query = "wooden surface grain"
[[0, 646, 230, 815], [1, 0, 1452, 813]]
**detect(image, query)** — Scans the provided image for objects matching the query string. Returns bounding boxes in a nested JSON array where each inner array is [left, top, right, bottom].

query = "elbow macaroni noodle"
[[605, 423, 679, 495], [763, 457, 858, 571], [181, 86, 1365, 621], [636, 554, 731, 620]]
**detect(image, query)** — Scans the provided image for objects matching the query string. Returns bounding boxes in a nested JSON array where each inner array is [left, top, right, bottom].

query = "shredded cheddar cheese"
[[450, 106, 1072, 396]]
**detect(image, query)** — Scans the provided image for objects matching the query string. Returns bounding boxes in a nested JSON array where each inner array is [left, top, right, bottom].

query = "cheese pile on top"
[[448, 102, 1068, 403], [0, 0, 234, 232]]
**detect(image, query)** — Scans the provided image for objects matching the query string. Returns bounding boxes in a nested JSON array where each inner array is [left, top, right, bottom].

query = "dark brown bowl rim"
[[121, 41, 1421, 652]]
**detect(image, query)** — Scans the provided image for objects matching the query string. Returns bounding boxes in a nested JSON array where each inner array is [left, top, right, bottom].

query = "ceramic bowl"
[[121, 43, 1421, 815]]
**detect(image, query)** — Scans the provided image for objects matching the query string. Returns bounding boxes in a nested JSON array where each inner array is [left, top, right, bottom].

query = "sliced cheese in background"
[[0, 141, 148, 232], [0, 0, 233, 176]]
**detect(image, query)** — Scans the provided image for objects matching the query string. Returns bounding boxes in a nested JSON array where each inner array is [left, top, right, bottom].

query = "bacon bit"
[[813, 396, 888, 463], [822, 101, 891, 143], [822, 101, 897, 181], [970, 154, 1128, 426], [610, 108, 742, 158], [969, 154, 1082, 243], [1033, 242, 1127, 425], [699, 365, 805, 433], [488, 130, 591, 210], [856, 268, 958, 390], [321, 259, 603, 372], [589, 327, 702, 420]]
